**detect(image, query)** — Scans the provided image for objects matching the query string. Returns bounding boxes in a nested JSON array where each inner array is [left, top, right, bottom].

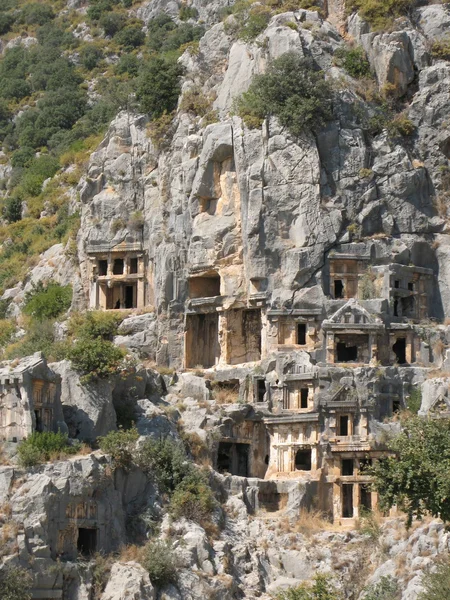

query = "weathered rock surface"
[[101, 562, 155, 600]]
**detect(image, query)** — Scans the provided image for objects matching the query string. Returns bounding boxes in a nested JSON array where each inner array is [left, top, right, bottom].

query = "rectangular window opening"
[[342, 458, 354, 476], [129, 257, 138, 274], [300, 388, 309, 409], [98, 260, 107, 276], [297, 323, 306, 345], [339, 415, 349, 436]]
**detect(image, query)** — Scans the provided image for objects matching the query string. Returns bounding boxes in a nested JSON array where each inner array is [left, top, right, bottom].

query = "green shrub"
[[334, 46, 371, 78], [65, 337, 126, 382], [100, 12, 126, 36], [147, 15, 204, 53], [0, 565, 32, 600], [114, 24, 146, 49], [114, 53, 140, 76], [346, 0, 418, 30], [431, 39, 450, 61], [0, 298, 11, 319], [98, 426, 139, 469], [170, 470, 216, 524], [80, 45, 104, 70], [0, 319, 16, 351], [276, 573, 342, 599], [18, 431, 77, 467], [4, 195, 22, 223], [238, 5, 272, 41], [23, 281, 72, 321], [0, 12, 14, 35], [4, 318, 58, 359], [136, 55, 184, 117], [137, 437, 189, 493], [179, 6, 199, 20], [370, 415, 450, 525], [419, 560, 450, 600], [407, 387, 422, 414], [19, 3, 55, 26], [141, 540, 177, 586], [235, 52, 333, 135], [363, 576, 400, 600], [11, 147, 35, 169], [386, 114, 415, 138], [179, 87, 212, 116], [68, 310, 122, 341]]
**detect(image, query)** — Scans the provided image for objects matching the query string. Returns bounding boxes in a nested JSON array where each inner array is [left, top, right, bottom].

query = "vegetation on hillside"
[[370, 415, 450, 525], [235, 52, 333, 135]]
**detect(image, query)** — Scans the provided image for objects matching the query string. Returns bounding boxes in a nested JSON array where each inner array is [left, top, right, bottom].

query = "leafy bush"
[[179, 6, 199, 20], [363, 576, 400, 600], [0, 565, 32, 600], [4, 195, 22, 223], [238, 5, 272, 41], [170, 470, 216, 524], [141, 540, 177, 586], [419, 560, 450, 600], [235, 52, 333, 135], [115, 24, 146, 49], [137, 437, 189, 493], [275, 573, 342, 599], [19, 2, 55, 26], [100, 12, 126, 36], [334, 46, 371, 78], [346, 0, 417, 31], [0, 12, 14, 35], [115, 53, 140, 76], [18, 431, 77, 467], [370, 415, 450, 525], [431, 39, 450, 61], [11, 147, 35, 169], [23, 281, 72, 321], [98, 426, 139, 469], [147, 15, 204, 53], [179, 87, 212, 116], [386, 114, 415, 138], [407, 387, 422, 414], [0, 319, 16, 351], [80, 45, 104, 70], [65, 337, 126, 382], [4, 318, 58, 359], [68, 310, 122, 341], [136, 55, 184, 117]]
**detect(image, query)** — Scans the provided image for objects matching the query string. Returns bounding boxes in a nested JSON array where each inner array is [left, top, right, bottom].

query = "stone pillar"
[[137, 279, 145, 309], [89, 280, 98, 309], [326, 332, 334, 364], [353, 483, 359, 519]]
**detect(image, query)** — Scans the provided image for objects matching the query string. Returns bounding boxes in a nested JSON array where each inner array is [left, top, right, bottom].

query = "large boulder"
[[51, 360, 116, 441], [101, 562, 155, 600]]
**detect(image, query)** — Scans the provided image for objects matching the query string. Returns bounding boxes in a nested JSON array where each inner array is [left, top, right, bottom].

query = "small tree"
[[136, 56, 184, 117], [170, 470, 216, 524], [0, 566, 32, 600], [98, 427, 139, 470], [23, 281, 72, 321], [419, 560, 450, 600], [235, 52, 333, 136], [370, 416, 450, 526], [276, 573, 342, 600], [137, 437, 189, 493], [65, 337, 125, 382], [141, 540, 177, 586]]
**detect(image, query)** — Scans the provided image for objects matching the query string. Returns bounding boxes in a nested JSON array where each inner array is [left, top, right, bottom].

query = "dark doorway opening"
[[334, 280, 344, 299], [112, 258, 124, 275], [129, 257, 138, 274], [408, 282, 414, 291], [392, 399, 401, 413], [394, 280, 400, 288], [393, 299, 399, 317], [342, 458, 354, 476], [217, 442, 249, 477], [256, 379, 266, 403], [401, 296, 415, 317], [98, 260, 107, 276], [393, 338, 407, 364], [360, 485, 372, 511], [297, 323, 306, 345], [295, 448, 312, 471], [300, 388, 309, 409], [342, 484, 353, 518], [34, 410, 42, 433], [77, 528, 97, 556], [339, 415, 349, 436], [336, 342, 358, 362], [125, 285, 134, 309]]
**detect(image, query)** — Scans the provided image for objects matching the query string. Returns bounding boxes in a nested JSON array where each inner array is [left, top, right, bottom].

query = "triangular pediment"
[[328, 299, 375, 325]]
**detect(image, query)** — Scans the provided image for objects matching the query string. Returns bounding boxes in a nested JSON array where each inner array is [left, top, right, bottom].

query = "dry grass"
[[211, 381, 240, 405], [117, 544, 145, 563], [433, 339, 446, 359], [291, 509, 334, 538]]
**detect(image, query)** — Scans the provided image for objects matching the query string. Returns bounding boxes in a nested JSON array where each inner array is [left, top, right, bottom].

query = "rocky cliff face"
[[1, 0, 450, 598]]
